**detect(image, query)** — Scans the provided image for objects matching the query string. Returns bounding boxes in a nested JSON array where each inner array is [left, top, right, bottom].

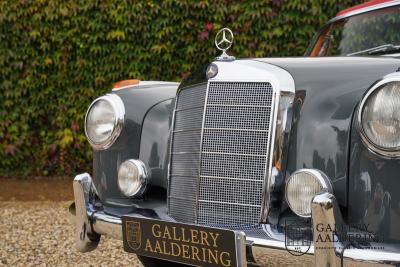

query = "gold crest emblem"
[[125, 220, 141, 250]]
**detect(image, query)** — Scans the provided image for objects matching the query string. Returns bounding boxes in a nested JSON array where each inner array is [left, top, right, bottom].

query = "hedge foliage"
[[0, 0, 361, 177]]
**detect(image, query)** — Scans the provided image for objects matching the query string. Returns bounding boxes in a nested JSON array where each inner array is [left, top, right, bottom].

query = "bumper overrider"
[[70, 173, 400, 266]]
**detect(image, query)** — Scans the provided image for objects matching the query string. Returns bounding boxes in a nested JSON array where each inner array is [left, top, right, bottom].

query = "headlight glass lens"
[[286, 170, 328, 217], [118, 160, 148, 197], [361, 81, 400, 150], [86, 100, 116, 144]]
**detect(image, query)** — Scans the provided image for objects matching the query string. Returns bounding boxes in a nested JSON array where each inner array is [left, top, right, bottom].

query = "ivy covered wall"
[[0, 0, 361, 177]]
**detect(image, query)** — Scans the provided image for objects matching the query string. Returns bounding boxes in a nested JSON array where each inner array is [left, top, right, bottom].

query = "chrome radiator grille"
[[169, 81, 274, 227]]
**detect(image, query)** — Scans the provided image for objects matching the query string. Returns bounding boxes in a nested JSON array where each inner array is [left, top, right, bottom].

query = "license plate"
[[122, 216, 246, 267]]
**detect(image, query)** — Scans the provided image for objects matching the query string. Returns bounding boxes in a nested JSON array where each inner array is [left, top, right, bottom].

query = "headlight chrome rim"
[[285, 169, 333, 218], [358, 74, 400, 158], [117, 159, 149, 197], [85, 94, 125, 150]]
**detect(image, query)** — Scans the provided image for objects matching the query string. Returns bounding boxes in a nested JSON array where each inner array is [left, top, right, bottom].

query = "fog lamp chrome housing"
[[358, 73, 400, 158], [285, 169, 332, 217], [118, 159, 149, 197], [85, 94, 125, 150]]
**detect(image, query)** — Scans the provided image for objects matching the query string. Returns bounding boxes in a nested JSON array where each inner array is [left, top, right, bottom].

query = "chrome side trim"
[[357, 72, 400, 158], [84, 93, 125, 150], [328, 1, 400, 24], [166, 95, 178, 214], [261, 91, 295, 222]]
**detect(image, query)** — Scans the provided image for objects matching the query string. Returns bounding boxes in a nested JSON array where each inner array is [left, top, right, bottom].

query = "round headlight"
[[117, 159, 149, 197], [85, 94, 125, 150], [285, 169, 332, 217], [359, 77, 400, 157]]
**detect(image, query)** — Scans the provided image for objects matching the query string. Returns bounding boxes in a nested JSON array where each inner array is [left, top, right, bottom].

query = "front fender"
[[92, 82, 179, 205]]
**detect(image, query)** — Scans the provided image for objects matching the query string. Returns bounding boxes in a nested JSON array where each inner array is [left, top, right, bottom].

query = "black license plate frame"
[[122, 216, 246, 267]]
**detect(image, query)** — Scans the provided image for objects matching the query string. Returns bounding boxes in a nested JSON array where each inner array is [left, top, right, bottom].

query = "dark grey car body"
[[91, 57, 400, 243]]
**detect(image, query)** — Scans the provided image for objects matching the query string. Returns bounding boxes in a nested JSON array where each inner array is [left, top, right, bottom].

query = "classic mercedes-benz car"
[[70, 1, 400, 266]]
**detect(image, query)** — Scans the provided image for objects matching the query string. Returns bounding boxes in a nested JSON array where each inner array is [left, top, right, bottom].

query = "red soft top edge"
[[336, 0, 392, 17]]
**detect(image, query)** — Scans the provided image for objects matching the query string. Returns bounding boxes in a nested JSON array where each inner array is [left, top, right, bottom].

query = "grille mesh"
[[200, 153, 266, 181], [169, 81, 274, 227], [204, 105, 271, 130], [198, 201, 262, 226], [199, 177, 264, 204], [202, 129, 269, 155], [207, 82, 273, 106]]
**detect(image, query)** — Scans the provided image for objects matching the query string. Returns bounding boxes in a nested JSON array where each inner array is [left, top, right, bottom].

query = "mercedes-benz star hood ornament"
[[214, 27, 235, 61]]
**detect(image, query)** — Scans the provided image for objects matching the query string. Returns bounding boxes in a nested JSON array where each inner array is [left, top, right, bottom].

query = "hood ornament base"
[[215, 51, 236, 61]]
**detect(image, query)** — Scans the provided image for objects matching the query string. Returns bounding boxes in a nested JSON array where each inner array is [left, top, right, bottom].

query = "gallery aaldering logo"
[[284, 221, 386, 256], [284, 220, 312, 256], [126, 221, 141, 250], [313, 223, 384, 246]]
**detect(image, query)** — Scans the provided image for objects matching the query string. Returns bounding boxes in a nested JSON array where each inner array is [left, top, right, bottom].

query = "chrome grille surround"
[[168, 60, 295, 228]]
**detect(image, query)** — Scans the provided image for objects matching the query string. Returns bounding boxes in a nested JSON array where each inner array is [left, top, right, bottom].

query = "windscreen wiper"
[[347, 44, 400, 56]]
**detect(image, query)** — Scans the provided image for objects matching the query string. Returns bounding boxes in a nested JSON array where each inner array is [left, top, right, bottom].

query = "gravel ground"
[[0, 201, 143, 267], [0, 199, 312, 266], [0, 179, 317, 266]]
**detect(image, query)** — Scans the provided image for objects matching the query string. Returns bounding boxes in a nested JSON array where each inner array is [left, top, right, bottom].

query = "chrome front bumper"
[[71, 173, 400, 266]]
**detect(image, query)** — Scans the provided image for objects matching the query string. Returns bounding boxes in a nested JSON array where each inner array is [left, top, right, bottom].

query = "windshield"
[[308, 5, 400, 56]]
